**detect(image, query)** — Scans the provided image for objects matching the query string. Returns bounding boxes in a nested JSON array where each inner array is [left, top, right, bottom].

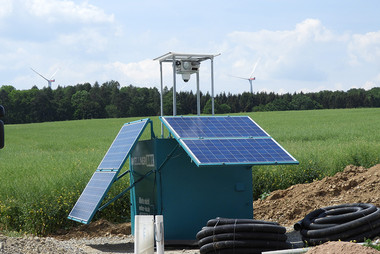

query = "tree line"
[[0, 81, 379, 124]]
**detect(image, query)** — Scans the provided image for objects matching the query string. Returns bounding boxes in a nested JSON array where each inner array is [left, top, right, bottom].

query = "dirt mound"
[[253, 164, 380, 227], [54, 219, 131, 240], [305, 241, 380, 254]]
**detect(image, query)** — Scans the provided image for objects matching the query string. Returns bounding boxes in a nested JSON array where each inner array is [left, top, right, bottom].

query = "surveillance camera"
[[182, 73, 191, 82]]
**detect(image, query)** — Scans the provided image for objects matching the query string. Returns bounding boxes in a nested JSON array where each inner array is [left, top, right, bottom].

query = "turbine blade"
[[229, 74, 248, 80], [31, 68, 49, 81], [50, 68, 59, 80], [249, 57, 261, 79]]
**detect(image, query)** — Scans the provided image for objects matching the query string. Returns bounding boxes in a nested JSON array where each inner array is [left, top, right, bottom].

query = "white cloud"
[[294, 19, 335, 42], [25, 0, 114, 24], [0, 0, 13, 18], [348, 30, 380, 64], [362, 81, 376, 90], [107, 59, 160, 86], [110, 60, 157, 80], [57, 28, 109, 54], [225, 19, 349, 87]]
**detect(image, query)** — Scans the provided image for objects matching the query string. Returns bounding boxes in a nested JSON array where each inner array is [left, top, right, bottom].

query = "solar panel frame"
[[98, 119, 150, 170], [180, 137, 298, 166], [159, 116, 298, 167], [160, 116, 270, 139], [68, 118, 151, 224], [68, 171, 117, 224]]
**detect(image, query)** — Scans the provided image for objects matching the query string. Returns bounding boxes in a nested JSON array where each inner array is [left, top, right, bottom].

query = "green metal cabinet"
[[130, 138, 253, 242]]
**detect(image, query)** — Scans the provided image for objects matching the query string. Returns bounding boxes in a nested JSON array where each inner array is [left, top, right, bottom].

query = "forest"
[[0, 80, 379, 124]]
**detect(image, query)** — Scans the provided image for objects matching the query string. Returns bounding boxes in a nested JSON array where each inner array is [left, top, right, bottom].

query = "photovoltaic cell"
[[98, 120, 149, 170], [182, 138, 296, 165], [68, 171, 116, 224], [68, 119, 150, 224], [161, 116, 268, 138], [160, 116, 298, 166]]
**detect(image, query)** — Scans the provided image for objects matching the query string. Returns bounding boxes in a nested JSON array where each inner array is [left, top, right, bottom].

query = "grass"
[[0, 108, 379, 235]]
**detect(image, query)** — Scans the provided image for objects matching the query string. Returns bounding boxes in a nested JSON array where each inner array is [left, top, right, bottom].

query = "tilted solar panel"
[[98, 119, 149, 170], [182, 138, 296, 165], [68, 171, 117, 224], [68, 119, 150, 224], [161, 116, 268, 138], [160, 116, 298, 166]]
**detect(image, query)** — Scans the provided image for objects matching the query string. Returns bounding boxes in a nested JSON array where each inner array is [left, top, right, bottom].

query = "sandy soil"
[[305, 241, 380, 254]]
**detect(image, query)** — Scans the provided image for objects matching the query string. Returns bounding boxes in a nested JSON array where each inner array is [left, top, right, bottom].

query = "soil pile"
[[305, 241, 380, 254], [253, 164, 380, 227]]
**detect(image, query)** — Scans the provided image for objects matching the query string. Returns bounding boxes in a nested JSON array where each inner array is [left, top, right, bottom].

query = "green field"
[[0, 108, 379, 235]]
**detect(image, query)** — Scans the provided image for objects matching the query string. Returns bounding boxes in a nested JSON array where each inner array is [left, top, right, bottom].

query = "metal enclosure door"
[[130, 140, 157, 232]]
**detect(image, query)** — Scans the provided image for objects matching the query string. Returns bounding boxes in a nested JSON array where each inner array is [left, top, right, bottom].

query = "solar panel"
[[68, 171, 116, 224], [161, 116, 269, 138], [182, 138, 296, 165], [98, 119, 149, 170], [160, 116, 298, 166], [68, 119, 150, 224]]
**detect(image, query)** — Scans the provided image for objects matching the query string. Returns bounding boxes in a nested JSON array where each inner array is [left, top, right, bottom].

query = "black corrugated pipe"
[[206, 218, 280, 226], [196, 218, 290, 254], [198, 232, 287, 247], [294, 203, 380, 245]]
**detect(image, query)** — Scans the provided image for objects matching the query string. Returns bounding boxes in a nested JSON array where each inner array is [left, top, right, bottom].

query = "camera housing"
[[175, 60, 200, 82]]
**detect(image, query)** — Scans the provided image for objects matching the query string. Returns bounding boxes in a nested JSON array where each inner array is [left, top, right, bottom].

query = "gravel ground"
[[0, 234, 200, 254], [0, 229, 303, 254]]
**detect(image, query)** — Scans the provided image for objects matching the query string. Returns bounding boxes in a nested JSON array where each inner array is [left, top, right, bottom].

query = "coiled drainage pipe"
[[196, 218, 291, 254], [294, 203, 380, 245]]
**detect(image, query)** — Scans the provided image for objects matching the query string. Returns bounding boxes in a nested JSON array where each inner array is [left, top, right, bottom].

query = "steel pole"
[[196, 71, 200, 115], [160, 61, 164, 137], [211, 57, 215, 116], [172, 56, 177, 116]]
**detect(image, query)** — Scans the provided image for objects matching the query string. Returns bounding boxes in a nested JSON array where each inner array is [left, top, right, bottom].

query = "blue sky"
[[1, 0, 379, 94]]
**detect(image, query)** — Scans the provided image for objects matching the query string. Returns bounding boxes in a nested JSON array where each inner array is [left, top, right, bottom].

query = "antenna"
[[31, 68, 58, 88], [230, 57, 261, 93]]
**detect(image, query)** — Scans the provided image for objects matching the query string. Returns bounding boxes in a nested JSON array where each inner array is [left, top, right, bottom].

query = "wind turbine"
[[231, 57, 261, 94], [31, 68, 58, 88]]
